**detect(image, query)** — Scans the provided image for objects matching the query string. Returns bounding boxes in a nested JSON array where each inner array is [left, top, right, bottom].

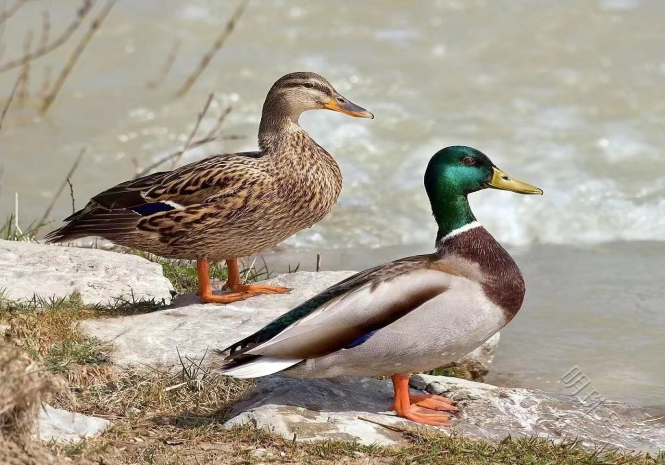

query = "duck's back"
[[46, 134, 343, 261]]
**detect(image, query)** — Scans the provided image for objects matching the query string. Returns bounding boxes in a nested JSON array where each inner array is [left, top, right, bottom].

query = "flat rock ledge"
[[0, 240, 173, 306], [37, 405, 111, 443], [224, 375, 665, 453], [80, 271, 498, 376]]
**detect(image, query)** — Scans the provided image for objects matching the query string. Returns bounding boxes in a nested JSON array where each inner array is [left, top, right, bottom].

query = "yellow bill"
[[488, 167, 543, 195]]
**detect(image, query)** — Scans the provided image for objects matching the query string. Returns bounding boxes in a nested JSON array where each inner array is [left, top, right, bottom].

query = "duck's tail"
[[45, 207, 139, 243], [220, 356, 302, 379]]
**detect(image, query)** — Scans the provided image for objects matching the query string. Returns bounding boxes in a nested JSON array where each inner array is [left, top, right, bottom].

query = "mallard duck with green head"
[[46, 72, 373, 304], [220, 146, 542, 426]]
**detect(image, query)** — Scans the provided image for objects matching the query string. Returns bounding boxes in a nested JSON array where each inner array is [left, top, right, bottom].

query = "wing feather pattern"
[[46, 152, 264, 244], [221, 255, 458, 376]]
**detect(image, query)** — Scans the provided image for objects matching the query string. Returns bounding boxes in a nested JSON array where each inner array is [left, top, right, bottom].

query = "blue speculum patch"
[[344, 330, 378, 349], [131, 202, 176, 216]]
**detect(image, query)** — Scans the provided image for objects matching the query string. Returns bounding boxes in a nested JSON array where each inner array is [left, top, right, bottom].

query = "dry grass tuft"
[[2, 295, 110, 373], [0, 341, 65, 464], [68, 365, 254, 423]]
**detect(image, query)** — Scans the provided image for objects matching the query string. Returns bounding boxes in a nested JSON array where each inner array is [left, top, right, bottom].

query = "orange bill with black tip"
[[324, 95, 374, 118]]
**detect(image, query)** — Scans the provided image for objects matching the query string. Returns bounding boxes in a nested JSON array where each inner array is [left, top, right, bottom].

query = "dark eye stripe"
[[281, 81, 303, 89], [281, 80, 331, 95], [314, 83, 333, 95]]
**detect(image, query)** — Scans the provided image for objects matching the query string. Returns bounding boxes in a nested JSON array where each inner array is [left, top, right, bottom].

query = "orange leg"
[[222, 258, 290, 295], [196, 260, 257, 304], [390, 374, 457, 427]]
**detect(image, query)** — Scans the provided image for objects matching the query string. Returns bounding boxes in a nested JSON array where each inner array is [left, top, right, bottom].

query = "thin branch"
[[14, 192, 22, 235], [0, 71, 20, 133], [40, 0, 116, 116], [38, 9, 51, 51], [16, 29, 32, 103], [67, 177, 76, 214], [357, 416, 410, 433], [146, 38, 180, 89], [175, 0, 248, 97], [0, 0, 27, 27], [37, 147, 86, 228], [133, 94, 226, 178], [170, 93, 214, 169], [132, 133, 242, 179], [39, 64, 51, 99], [0, 0, 93, 74], [203, 105, 232, 140]]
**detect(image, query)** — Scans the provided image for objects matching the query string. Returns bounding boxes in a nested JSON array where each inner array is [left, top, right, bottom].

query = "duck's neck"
[[258, 101, 308, 153], [431, 193, 478, 243]]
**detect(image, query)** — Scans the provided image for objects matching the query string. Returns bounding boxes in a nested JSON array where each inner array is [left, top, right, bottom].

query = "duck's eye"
[[462, 157, 476, 166], [302, 82, 314, 89]]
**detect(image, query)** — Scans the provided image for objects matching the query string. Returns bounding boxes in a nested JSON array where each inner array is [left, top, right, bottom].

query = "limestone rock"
[[81, 271, 353, 368], [0, 240, 173, 306], [224, 376, 408, 446], [409, 374, 664, 453], [224, 375, 664, 453], [37, 405, 111, 443]]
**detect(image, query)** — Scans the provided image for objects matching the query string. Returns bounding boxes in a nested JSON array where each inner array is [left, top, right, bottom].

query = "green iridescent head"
[[424, 146, 542, 240]]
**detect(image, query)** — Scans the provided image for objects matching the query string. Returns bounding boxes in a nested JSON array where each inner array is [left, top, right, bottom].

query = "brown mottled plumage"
[[46, 72, 373, 303]]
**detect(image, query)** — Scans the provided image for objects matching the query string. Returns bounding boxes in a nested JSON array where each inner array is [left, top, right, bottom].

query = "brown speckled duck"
[[220, 146, 542, 426], [46, 72, 373, 304]]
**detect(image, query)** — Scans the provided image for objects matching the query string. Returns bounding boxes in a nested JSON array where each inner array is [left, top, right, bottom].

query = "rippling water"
[[0, 1, 663, 404]]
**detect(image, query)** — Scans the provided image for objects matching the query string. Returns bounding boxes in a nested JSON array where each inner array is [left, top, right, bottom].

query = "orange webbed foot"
[[199, 291, 258, 304], [410, 394, 458, 412], [389, 394, 458, 413], [223, 283, 291, 295], [401, 405, 453, 427], [389, 374, 458, 427]]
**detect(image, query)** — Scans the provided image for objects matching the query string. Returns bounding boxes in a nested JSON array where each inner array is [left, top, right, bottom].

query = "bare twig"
[[133, 94, 238, 178], [38, 9, 51, 51], [132, 133, 243, 179], [170, 93, 214, 169], [37, 147, 86, 227], [67, 177, 76, 214], [39, 64, 51, 99], [146, 38, 180, 88], [357, 416, 410, 433], [316, 253, 321, 272], [203, 105, 232, 140], [134, 143, 202, 179], [0, 0, 27, 27], [40, 0, 116, 116], [14, 192, 22, 235], [16, 29, 33, 103], [164, 382, 187, 393], [175, 0, 248, 97], [0, 1, 93, 74], [0, 71, 21, 133]]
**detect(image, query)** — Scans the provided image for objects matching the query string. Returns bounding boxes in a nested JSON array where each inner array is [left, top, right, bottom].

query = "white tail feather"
[[222, 357, 302, 378]]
